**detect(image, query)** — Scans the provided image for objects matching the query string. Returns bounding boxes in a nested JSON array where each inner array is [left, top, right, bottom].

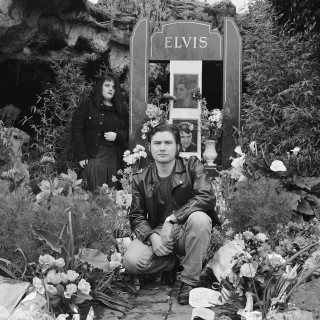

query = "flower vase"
[[203, 140, 218, 166]]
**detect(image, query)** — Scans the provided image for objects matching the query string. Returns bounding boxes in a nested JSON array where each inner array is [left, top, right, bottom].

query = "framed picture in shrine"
[[173, 74, 198, 109], [172, 118, 200, 159]]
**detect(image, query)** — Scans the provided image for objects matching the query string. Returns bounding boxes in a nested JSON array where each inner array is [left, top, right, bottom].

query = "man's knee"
[[187, 211, 212, 231], [123, 250, 139, 274], [123, 240, 153, 274]]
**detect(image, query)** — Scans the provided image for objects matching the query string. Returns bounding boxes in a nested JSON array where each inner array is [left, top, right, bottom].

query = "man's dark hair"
[[148, 123, 181, 145], [178, 121, 193, 134]]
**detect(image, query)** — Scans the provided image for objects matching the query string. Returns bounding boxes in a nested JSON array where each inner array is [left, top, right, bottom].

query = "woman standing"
[[71, 73, 128, 192]]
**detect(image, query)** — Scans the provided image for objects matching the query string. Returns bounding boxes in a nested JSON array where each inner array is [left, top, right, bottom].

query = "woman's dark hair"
[[92, 72, 125, 117], [148, 123, 181, 145]]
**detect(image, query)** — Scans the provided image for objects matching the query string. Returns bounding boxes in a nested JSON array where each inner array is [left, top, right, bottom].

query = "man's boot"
[[177, 281, 194, 305]]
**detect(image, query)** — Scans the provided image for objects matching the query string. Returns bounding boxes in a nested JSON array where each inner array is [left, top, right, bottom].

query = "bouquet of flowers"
[[31, 255, 92, 313], [222, 224, 320, 316], [115, 144, 147, 192], [141, 85, 175, 140], [191, 87, 228, 141], [201, 100, 224, 141]]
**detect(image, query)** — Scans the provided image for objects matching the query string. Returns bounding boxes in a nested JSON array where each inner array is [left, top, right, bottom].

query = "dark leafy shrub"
[[224, 178, 292, 236], [238, 1, 320, 176], [267, 0, 320, 34], [0, 182, 123, 270]]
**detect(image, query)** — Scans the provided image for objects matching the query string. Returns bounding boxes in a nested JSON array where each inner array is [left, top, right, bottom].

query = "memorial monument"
[[129, 18, 242, 170]]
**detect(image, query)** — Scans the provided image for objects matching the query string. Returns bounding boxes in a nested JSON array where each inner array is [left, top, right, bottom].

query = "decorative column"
[[129, 18, 149, 151], [222, 17, 242, 169]]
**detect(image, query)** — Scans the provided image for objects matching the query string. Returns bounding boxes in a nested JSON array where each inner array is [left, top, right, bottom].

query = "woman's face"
[[102, 79, 115, 102]]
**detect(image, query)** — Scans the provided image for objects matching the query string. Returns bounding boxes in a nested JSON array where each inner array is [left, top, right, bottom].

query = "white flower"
[[56, 314, 69, 320], [46, 284, 58, 295], [39, 254, 55, 269], [142, 134, 146, 140], [110, 260, 122, 271], [255, 233, 268, 242], [47, 270, 61, 285], [54, 258, 65, 268], [268, 253, 286, 268], [141, 125, 149, 133], [66, 270, 79, 282], [270, 160, 287, 172], [139, 150, 147, 158], [133, 153, 140, 160], [136, 144, 145, 151], [60, 272, 68, 283], [133, 148, 138, 153], [243, 231, 254, 241], [145, 104, 159, 118], [282, 265, 298, 280], [33, 277, 45, 295], [249, 141, 257, 155], [240, 263, 257, 278], [291, 147, 300, 156], [231, 155, 245, 169], [124, 154, 135, 165], [40, 155, 55, 164], [123, 150, 130, 156], [65, 283, 77, 296], [111, 252, 122, 262], [234, 146, 244, 156], [78, 279, 91, 295]]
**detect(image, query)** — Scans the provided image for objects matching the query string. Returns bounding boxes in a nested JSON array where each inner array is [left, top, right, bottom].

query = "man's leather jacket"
[[129, 156, 219, 243]]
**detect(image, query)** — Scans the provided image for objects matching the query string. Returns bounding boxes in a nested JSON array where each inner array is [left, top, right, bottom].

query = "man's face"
[[176, 84, 188, 100], [180, 131, 192, 148], [150, 131, 177, 165]]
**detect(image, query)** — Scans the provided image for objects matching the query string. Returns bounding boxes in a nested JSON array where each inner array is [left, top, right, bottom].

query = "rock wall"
[[0, 0, 236, 76]]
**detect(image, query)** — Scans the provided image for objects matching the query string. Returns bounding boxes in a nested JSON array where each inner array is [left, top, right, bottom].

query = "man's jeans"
[[123, 211, 212, 286]]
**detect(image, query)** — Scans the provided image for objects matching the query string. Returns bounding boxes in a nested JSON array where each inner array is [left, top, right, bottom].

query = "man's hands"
[[148, 215, 177, 256], [161, 221, 174, 248], [149, 231, 173, 257]]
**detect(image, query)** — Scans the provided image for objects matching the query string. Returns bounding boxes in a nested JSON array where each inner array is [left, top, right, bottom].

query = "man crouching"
[[123, 123, 219, 305]]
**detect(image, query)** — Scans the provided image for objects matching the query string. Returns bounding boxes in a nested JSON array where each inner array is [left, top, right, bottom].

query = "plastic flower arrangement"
[[141, 85, 175, 140]]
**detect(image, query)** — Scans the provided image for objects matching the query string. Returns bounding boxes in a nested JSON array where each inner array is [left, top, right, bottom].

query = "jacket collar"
[[149, 157, 186, 187]]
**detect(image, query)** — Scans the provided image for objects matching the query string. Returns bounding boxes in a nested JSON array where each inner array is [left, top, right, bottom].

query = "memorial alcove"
[[129, 17, 242, 170]]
